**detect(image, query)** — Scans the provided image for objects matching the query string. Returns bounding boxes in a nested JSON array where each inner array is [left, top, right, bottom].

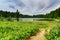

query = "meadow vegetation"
[[46, 20, 60, 40], [0, 19, 60, 40], [0, 21, 48, 40]]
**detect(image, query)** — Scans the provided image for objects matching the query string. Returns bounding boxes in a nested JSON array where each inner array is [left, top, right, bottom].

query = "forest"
[[33, 7, 60, 18], [0, 7, 60, 18]]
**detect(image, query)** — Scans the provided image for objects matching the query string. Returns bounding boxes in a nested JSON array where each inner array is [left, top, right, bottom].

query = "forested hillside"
[[33, 7, 60, 18], [45, 8, 60, 18]]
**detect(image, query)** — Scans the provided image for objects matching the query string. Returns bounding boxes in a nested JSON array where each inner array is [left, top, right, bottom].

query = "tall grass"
[[0, 21, 49, 40], [0, 19, 59, 40]]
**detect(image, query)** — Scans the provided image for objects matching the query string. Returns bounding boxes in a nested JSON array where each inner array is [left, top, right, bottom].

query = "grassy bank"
[[0, 19, 59, 40]]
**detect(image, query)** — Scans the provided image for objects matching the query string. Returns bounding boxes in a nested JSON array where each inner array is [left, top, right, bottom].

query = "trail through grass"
[[0, 20, 59, 40], [29, 28, 46, 40], [29, 21, 57, 40]]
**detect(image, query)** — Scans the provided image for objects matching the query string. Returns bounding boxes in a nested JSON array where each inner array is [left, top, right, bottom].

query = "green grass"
[[0, 19, 59, 40], [46, 23, 60, 40], [45, 19, 60, 40]]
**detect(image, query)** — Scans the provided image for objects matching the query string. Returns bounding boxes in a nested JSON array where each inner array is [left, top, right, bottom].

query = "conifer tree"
[[16, 10, 20, 21]]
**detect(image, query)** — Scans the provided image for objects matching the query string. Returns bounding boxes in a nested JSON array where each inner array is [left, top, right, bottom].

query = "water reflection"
[[1, 18, 54, 21], [12, 18, 48, 21]]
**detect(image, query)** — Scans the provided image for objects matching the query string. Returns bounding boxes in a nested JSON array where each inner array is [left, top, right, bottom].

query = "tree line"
[[44, 7, 60, 18], [0, 10, 33, 18], [0, 7, 60, 21], [33, 7, 60, 18]]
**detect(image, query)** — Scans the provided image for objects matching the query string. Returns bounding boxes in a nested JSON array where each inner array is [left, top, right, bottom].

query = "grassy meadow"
[[0, 19, 60, 40]]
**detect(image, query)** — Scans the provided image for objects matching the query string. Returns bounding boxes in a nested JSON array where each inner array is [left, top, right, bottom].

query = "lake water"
[[2, 18, 53, 21], [11, 18, 48, 21]]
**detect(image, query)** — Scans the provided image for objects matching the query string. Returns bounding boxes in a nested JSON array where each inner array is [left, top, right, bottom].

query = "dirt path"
[[29, 28, 46, 40], [28, 22, 57, 40]]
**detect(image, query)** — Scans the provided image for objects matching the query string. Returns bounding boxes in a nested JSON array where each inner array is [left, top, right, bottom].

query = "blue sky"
[[0, 0, 60, 15]]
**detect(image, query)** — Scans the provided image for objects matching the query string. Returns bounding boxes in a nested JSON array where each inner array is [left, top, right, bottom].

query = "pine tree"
[[16, 10, 20, 21]]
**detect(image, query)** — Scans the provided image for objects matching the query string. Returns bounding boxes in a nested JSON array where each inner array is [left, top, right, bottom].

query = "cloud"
[[0, 0, 60, 15]]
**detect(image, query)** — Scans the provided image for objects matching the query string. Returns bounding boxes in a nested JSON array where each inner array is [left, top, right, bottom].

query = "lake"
[[11, 18, 50, 21], [2, 18, 54, 21]]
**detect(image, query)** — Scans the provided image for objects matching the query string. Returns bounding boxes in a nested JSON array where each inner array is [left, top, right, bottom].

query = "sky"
[[0, 0, 60, 15]]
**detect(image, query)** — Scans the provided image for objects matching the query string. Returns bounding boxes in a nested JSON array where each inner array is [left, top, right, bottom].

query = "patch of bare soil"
[[28, 28, 46, 40]]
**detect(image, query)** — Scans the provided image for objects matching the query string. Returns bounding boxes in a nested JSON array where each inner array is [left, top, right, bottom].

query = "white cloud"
[[0, 0, 60, 15]]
